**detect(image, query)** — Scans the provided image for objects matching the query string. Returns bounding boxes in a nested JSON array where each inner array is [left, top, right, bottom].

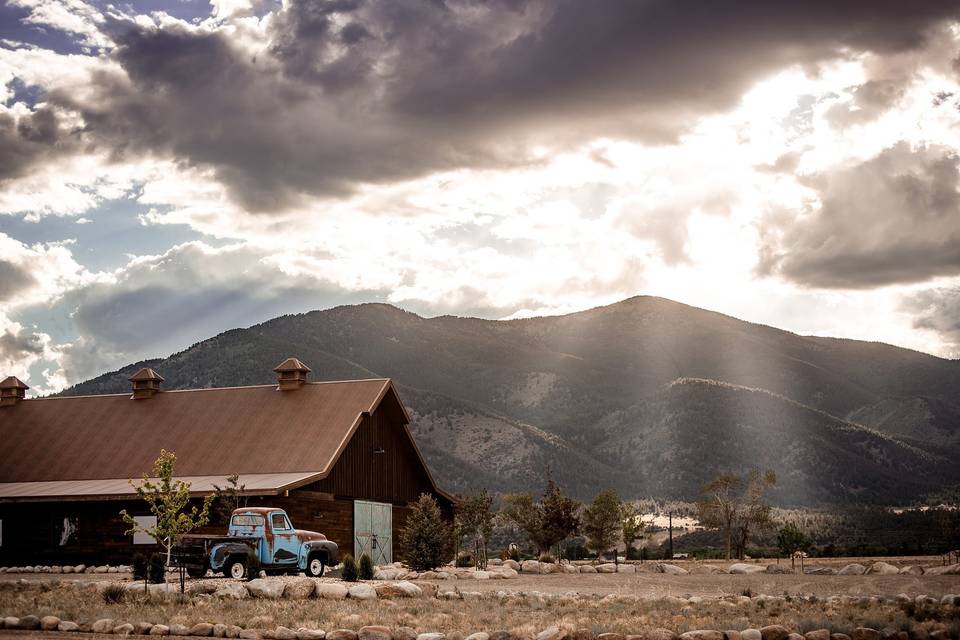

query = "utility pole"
[[668, 511, 674, 560]]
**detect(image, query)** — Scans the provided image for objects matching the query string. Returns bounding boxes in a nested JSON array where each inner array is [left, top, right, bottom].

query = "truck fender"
[[210, 542, 257, 572], [298, 540, 339, 570]]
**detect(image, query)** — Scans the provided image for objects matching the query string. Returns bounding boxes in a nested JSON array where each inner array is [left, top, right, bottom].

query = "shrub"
[[147, 552, 166, 584], [341, 554, 358, 582], [456, 551, 474, 567], [400, 493, 451, 571], [131, 552, 148, 581], [358, 553, 374, 580], [538, 552, 556, 563], [101, 583, 127, 604]]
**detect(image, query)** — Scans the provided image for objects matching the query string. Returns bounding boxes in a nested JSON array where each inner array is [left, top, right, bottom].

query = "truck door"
[[268, 512, 299, 566]]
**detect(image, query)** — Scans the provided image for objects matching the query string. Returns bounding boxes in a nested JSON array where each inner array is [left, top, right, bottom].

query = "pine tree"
[[582, 489, 621, 563], [400, 493, 451, 571]]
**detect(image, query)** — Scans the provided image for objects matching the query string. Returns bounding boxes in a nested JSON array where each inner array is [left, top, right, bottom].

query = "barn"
[[0, 358, 454, 566]]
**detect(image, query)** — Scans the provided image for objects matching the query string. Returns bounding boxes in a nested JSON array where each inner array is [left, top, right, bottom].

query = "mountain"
[[61, 296, 960, 505]]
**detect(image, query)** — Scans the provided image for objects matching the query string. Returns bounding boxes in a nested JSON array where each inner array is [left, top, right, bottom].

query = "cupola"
[[273, 357, 311, 391]]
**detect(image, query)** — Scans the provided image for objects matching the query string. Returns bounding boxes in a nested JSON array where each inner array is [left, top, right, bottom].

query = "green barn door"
[[354, 500, 392, 565]]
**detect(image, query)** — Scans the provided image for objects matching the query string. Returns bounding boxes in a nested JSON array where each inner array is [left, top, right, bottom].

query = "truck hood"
[[296, 530, 326, 542]]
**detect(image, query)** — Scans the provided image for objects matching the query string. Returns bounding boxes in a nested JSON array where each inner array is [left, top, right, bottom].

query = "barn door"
[[354, 500, 392, 565]]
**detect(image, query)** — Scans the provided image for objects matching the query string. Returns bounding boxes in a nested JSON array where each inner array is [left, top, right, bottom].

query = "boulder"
[[375, 581, 422, 598], [15, 616, 39, 631], [417, 634, 445, 640], [274, 628, 298, 640], [360, 626, 394, 640], [2, 618, 18, 630], [94, 565, 109, 573], [837, 564, 867, 576], [114, 623, 136, 635], [804, 631, 830, 640], [646, 630, 678, 640], [924, 563, 960, 576], [41, 616, 61, 630], [760, 626, 790, 640], [596, 563, 618, 573], [348, 584, 378, 600], [191, 623, 216, 636], [496, 567, 519, 578], [899, 566, 923, 576], [470, 570, 492, 579], [374, 568, 405, 580], [246, 578, 286, 599], [867, 562, 899, 575], [283, 578, 316, 600], [296, 630, 326, 640], [316, 583, 350, 599], [656, 563, 689, 575], [502, 560, 520, 571], [616, 564, 635, 573], [171, 624, 191, 636], [579, 565, 597, 573], [150, 624, 171, 636], [537, 628, 568, 640], [215, 583, 250, 599], [766, 564, 793, 574], [852, 630, 880, 640], [804, 567, 836, 575], [680, 632, 725, 640], [728, 563, 765, 574], [561, 563, 579, 574], [540, 563, 557, 574], [466, 634, 491, 640], [59, 621, 80, 632], [597, 634, 625, 640], [239, 630, 260, 640], [227, 626, 244, 639], [92, 619, 116, 634], [941, 594, 959, 606], [742, 630, 762, 640], [521, 560, 542, 573], [395, 627, 418, 640]]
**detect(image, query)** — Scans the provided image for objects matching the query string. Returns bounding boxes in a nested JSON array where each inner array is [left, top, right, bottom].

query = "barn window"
[[132, 516, 157, 545]]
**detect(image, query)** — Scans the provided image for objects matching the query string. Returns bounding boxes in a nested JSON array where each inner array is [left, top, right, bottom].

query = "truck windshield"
[[231, 514, 264, 528]]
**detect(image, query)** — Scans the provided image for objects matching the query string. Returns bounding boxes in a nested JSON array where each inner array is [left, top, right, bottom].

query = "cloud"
[[26, 0, 960, 211], [758, 142, 960, 288], [901, 286, 960, 357], [0, 258, 37, 301], [7, 0, 108, 48]]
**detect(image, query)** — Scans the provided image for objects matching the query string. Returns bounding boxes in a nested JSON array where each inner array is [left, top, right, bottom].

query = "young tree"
[[455, 489, 495, 569], [582, 489, 622, 563], [120, 449, 214, 567], [776, 522, 810, 557], [212, 474, 247, 525], [697, 473, 742, 560], [400, 493, 451, 571], [621, 501, 645, 561], [540, 474, 581, 559], [734, 469, 777, 559]]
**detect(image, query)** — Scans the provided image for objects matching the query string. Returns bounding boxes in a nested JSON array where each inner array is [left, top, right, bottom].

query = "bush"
[[456, 551, 474, 567], [147, 553, 166, 584], [341, 554, 358, 582], [538, 552, 556, 563], [101, 583, 127, 604], [358, 553, 374, 580], [400, 493, 451, 571], [131, 552, 148, 581]]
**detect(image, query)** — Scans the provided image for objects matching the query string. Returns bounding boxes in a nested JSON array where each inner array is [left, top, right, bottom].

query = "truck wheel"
[[226, 558, 246, 580], [307, 556, 325, 578]]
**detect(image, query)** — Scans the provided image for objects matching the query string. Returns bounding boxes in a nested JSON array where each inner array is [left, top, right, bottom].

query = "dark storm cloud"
[[0, 259, 38, 301], [758, 143, 960, 288], [901, 287, 960, 354], [41, 0, 960, 210], [0, 105, 78, 185], [0, 328, 44, 361]]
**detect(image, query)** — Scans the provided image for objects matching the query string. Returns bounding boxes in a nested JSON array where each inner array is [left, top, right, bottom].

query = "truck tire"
[[307, 555, 325, 578], [226, 558, 247, 580]]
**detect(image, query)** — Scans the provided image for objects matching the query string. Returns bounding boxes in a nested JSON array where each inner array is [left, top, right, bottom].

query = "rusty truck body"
[[175, 507, 338, 579]]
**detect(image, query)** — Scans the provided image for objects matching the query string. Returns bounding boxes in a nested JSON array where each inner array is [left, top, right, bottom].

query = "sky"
[[1, 0, 960, 395]]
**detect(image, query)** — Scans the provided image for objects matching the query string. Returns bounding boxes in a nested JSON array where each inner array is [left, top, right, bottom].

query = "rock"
[[41, 616, 61, 630], [191, 623, 216, 636], [899, 566, 923, 576], [579, 564, 597, 573], [360, 626, 394, 640], [680, 633, 725, 640], [596, 563, 618, 573], [327, 631, 359, 640], [274, 627, 298, 640], [348, 584, 378, 600], [521, 560, 542, 573], [656, 563, 689, 575], [804, 567, 836, 575], [246, 578, 286, 599], [496, 568, 519, 578], [616, 564, 635, 573], [540, 563, 557, 574], [170, 624, 191, 636], [561, 563, 579, 574], [729, 563, 765, 574], [924, 563, 960, 576], [374, 568, 405, 580], [16, 615, 40, 630], [316, 583, 349, 599], [115, 623, 136, 635], [417, 634, 445, 640], [743, 630, 763, 640], [502, 560, 520, 571], [94, 565, 109, 573], [283, 578, 316, 600], [537, 628, 567, 640], [296, 630, 326, 640], [646, 630, 678, 640], [92, 618, 117, 634], [151, 624, 171, 636], [761, 626, 790, 640], [2, 618, 18, 630], [215, 583, 250, 599], [149, 582, 178, 598], [470, 570, 492, 579], [466, 634, 490, 640], [915, 595, 938, 607], [867, 562, 899, 575], [597, 634, 625, 640], [838, 564, 867, 575], [804, 632, 830, 640], [375, 581, 423, 598], [852, 630, 880, 640], [941, 594, 959, 606], [227, 626, 244, 639], [766, 564, 793, 574], [59, 621, 80, 632], [394, 627, 418, 640], [239, 630, 260, 640], [831, 635, 851, 640]]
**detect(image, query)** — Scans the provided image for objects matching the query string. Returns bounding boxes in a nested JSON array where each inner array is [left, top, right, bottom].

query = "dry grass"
[[1, 581, 958, 637]]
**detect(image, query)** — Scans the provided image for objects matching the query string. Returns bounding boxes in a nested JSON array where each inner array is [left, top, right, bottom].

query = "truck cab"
[[177, 507, 338, 579]]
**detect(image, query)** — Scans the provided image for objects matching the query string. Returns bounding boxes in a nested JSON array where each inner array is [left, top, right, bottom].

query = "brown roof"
[[0, 376, 29, 390], [0, 378, 430, 498]]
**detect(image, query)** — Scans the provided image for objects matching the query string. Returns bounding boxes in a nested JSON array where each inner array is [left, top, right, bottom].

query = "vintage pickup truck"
[[174, 507, 338, 579]]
